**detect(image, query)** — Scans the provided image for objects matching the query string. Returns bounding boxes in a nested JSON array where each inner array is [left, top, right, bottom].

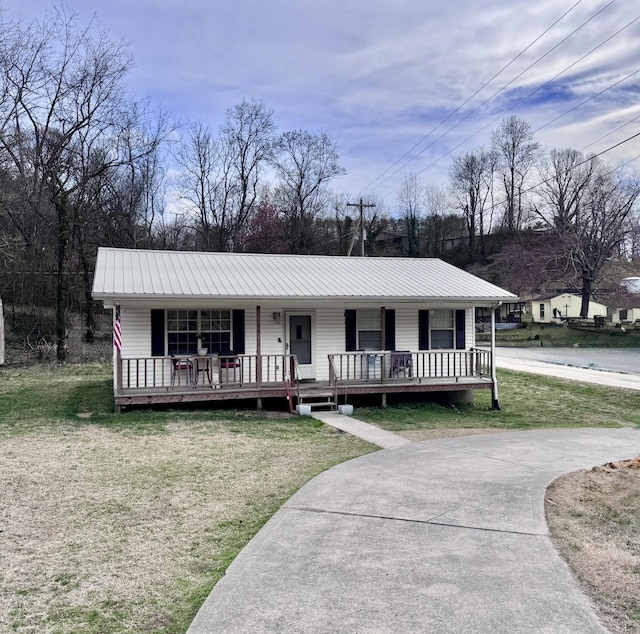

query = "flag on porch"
[[113, 305, 122, 351]]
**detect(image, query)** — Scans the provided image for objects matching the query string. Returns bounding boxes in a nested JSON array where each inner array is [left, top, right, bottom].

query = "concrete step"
[[298, 391, 334, 399], [301, 401, 336, 409]]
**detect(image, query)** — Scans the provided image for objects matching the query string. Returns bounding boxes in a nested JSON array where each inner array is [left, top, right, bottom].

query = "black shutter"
[[418, 310, 429, 350], [345, 309, 357, 351], [456, 309, 466, 349], [151, 309, 165, 356], [232, 309, 245, 354], [384, 309, 396, 350]]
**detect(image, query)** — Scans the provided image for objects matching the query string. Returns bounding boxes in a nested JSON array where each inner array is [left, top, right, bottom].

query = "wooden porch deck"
[[115, 375, 493, 411], [114, 349, 495, 412]]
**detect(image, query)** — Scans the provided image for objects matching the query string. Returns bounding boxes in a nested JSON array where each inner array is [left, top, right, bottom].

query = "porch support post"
[[116, 347, 123, 391], [491, 303, 501, 410], [256, 305, 262, 388], [115, 347, 123, 414]]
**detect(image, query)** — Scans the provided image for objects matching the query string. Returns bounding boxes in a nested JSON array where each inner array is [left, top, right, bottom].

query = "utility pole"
[[347, 198, 375, 256]]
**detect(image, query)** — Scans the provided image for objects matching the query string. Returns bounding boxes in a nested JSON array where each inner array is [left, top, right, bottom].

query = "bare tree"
[[219, 99, 276, 251], [271, 130, 345, 254], [450, 148, 497, 263], [535, 150, 640, 316], [175, 100, 275, 252], [0, 7, 169, 359], [396, 173, 424, 257], [536, 149, 595, 231], [174, 121, 223, 249], [423, 183, 450, 256], [491, 116, 540, 232]]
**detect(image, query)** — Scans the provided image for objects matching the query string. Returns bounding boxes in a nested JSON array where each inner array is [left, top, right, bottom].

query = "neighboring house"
[[476, 301, 526, 332], [530, 293, 608, 323], [609, 306, 640, 324], [612, 278, 640, 324], [92, 248, 518, 413]]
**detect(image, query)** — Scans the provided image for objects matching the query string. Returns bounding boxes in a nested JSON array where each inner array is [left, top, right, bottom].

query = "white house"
[[609, 307, 640, 324], [530, 293, 608, 323], [92, 248, 518, 413]]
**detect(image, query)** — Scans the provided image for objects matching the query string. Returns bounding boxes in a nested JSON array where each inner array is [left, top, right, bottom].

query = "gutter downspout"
[[491, 301, 501, 410]]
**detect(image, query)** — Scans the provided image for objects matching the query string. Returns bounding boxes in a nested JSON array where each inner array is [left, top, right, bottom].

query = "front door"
[[287, 313, 314, 380]]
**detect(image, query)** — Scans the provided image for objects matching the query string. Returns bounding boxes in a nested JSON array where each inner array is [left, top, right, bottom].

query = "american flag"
[[113, 305, 122, 351]]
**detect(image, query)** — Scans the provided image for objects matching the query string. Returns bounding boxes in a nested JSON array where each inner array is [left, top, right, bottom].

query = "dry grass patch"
[[0, 417, 372, 633], [394, 428, 507, 441], [546, 459, 640, 633]]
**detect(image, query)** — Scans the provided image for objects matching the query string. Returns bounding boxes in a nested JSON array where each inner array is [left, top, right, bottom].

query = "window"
[[167, 309, 231, 355], [539, 304, 545, 320], [430, 309, 454, 349], [357, 309, 381, 350]]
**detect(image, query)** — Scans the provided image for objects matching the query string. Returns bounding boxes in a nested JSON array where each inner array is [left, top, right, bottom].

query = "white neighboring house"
[[612, 278, 640, 324], [609, 306, 640, 324], [530, 293, 608, 324], [92, 248, 518, 413]]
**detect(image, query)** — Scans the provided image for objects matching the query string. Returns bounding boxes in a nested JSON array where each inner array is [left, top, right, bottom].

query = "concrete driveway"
[[187, 428, 640, 633]]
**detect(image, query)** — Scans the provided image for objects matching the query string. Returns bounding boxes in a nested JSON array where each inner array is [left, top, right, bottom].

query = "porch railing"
[[118, 354, 298, 392], [328, 348, 492, 385]]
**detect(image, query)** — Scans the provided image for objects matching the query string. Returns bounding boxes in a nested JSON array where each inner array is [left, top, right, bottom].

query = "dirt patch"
[[546, 457, 640, 633]]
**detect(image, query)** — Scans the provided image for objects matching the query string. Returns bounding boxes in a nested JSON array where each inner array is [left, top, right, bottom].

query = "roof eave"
[[93, 292, 519, 304]]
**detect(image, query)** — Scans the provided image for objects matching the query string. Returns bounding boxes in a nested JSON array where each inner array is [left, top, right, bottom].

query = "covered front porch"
[[113, 348, 496, 413]]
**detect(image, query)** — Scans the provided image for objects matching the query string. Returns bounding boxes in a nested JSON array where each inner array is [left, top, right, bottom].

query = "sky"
[[1, 0, 639, 207]]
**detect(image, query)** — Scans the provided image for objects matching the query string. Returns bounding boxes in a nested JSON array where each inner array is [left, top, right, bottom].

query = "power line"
[[580, 111, 640, 152], [469, 130, 640, 223], [383, 13, 640, 201], [364, 1, 617, 197], [533, 67, 640, 133], [358, 0, 587, 195], [346, 198, 376, 256]]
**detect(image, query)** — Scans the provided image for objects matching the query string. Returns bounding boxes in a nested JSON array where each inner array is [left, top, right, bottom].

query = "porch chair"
[[219, 351, 242, 384], [171, 355, 193, 386]]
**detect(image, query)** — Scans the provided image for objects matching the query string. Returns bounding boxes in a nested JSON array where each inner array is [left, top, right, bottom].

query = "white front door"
[[286, 313, 315, 380]]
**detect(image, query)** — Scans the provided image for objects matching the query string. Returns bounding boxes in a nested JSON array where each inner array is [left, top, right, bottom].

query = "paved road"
[[494, 347, 640, 391], [496, 346, 639, 374], [187, 428, 640, 634]]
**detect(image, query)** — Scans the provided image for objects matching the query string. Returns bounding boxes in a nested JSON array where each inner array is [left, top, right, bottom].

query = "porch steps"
[[297, 389, 336, 411]]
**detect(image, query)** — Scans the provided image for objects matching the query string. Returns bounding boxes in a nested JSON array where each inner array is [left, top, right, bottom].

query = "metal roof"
[[92, 248, 518, 303]]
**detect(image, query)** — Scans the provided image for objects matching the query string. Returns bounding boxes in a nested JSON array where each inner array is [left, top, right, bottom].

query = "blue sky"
[[2, 0, 639, 205]]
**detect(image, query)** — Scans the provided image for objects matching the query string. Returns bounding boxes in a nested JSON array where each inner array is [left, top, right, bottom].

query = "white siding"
[[120, 306, 151, 357], [117, 303, 478, 386], [119, 306, 169, 387], [610, 307, 640, 323], [533, 295, 609, 323], [395, 307, 418, 351], [313, 307, 345, 380]]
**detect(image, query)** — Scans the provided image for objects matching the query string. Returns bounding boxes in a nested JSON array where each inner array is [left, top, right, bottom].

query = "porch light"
[[273, 312, 281, 323]]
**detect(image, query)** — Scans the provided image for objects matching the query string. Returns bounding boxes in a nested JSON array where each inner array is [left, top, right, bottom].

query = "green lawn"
[[0, 364, 374, 633], [1, 363, 638, 633], [477, 321, 640, 348], [355, 369, 640, 432]]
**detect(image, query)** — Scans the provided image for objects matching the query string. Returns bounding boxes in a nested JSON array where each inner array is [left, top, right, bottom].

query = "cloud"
[[3, 0, 639, 198]]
